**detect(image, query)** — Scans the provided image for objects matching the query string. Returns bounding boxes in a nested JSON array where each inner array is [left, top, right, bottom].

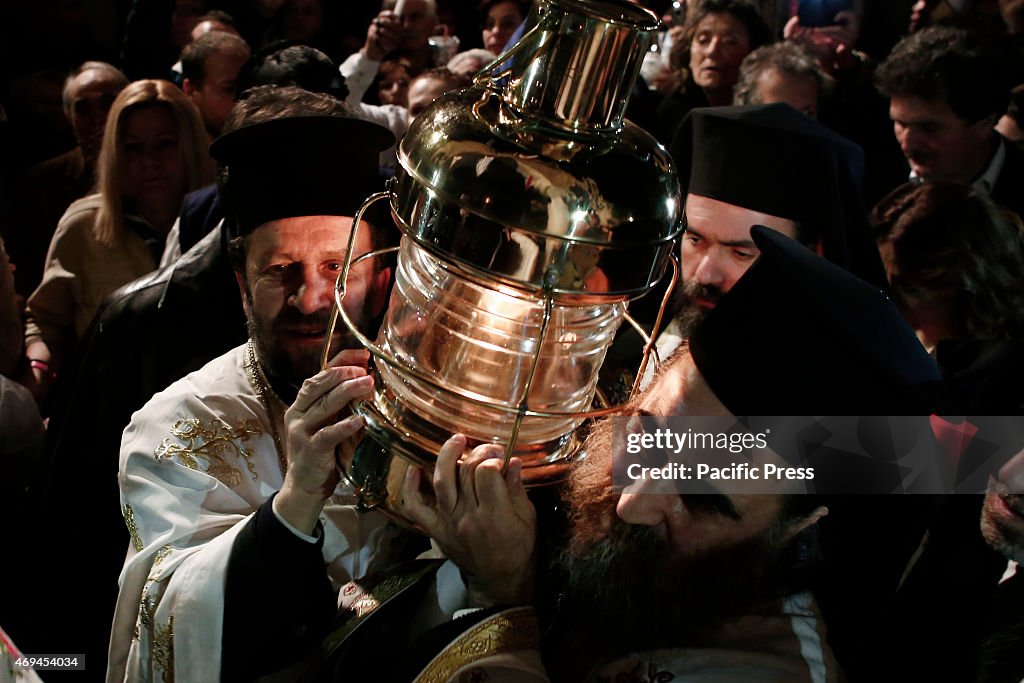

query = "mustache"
[[681, 279, 724, 306], [271, 310, 333, 331]]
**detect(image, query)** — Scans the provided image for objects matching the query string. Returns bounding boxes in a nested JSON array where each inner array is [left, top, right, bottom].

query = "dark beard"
[[670, 279, 724, 336], [545, 421, 790, 679], [247, 316, 316, 404], [247, 299, 377, 404]]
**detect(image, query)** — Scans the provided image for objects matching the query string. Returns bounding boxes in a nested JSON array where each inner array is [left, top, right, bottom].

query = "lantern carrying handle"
[[327, 268, 665, 424], [321, 190, 676, 473], [630, 253, 678, 398], [320, 190, 390, 371], [323, 189, 676, 415]]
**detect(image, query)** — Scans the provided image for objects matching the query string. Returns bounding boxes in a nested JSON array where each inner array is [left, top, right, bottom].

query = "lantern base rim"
[[355, 393, 581, 483], [343, 397, 580, 528]]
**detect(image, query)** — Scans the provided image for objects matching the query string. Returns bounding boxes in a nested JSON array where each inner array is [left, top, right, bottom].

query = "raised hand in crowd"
[[365, 9, 403, 61], [784, 10, 862, 75]]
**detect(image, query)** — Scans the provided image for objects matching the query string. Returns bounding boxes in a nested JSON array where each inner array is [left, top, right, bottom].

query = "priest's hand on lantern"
[[403, 434, 537, 608], [276, 349, 373, 534]]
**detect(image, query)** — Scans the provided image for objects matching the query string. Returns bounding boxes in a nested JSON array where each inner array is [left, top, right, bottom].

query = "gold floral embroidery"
[[137, 546, 173, 640], [150, 545, 172, 577], [152, 615, 174, 682], [138, 587, 156, 634], [415, 607, 540, 683], [123, 503, 143, 552], [154, 418, 262, 484]]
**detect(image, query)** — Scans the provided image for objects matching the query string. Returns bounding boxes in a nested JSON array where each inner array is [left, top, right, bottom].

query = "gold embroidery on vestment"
[[123, 503, 143, 552], [138, 587, 156, 633], [154, 418, 262, 483], [149, 545, 172, 578], [136, 546, 173, 640], [414, 607, 540, 683], [152, 615, 174, 682], [322, 562, 445, 660]]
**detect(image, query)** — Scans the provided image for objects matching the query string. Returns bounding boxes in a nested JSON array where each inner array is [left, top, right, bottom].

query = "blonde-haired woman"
[[24, 79, 213, 402]]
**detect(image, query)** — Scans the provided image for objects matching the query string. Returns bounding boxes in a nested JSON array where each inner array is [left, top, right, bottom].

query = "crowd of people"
[[0, 0, 1023, 681]]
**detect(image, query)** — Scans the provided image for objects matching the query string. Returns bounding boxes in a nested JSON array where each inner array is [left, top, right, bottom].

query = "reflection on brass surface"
[[394, 86, 680, 295], [333, 0, 682, 516]]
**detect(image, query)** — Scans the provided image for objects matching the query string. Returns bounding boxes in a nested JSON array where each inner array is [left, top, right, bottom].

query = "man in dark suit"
[[875, 25, 1024, 219], [24, 205, 245, 675], [12, 62, 128, 295]]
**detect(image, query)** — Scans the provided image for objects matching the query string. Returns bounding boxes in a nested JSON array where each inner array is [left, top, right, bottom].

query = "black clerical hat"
[[670, 104, 887, 289], [690, 226, 950, 416], [210, 115, 394, 238]]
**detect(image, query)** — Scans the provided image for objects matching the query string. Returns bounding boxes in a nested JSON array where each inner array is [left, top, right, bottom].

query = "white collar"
[[1000, 559, 1019, 585], [908, 136, 1005, 194]]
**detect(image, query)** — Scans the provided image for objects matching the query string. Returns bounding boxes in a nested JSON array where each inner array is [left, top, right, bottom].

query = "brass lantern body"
[[334, 0, 683, 511]]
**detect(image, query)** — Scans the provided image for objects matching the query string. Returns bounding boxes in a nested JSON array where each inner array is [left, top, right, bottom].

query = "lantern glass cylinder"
[[374, 237, 626, 447]]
